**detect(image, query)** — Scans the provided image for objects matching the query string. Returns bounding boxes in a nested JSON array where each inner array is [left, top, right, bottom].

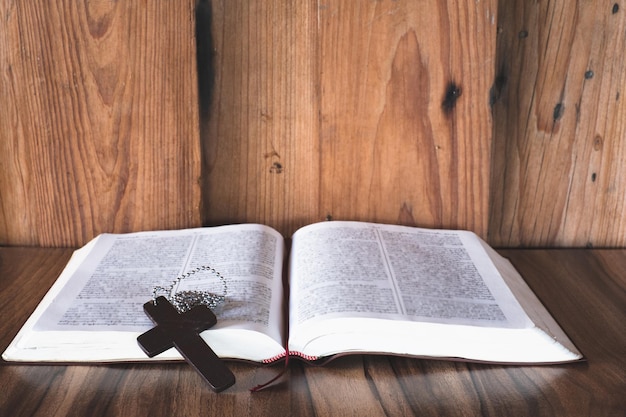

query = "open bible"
[[2, 221, 582, 364]]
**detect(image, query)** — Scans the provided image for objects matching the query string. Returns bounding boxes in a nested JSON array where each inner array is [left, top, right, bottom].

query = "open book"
[[2, 221, 582, 364]]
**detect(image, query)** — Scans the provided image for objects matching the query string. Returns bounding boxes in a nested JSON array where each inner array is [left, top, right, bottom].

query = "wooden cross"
[[137, 296, 235, 392]]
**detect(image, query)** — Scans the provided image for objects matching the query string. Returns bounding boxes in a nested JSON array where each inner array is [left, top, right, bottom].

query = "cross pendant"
[[137, 296, 235, 392]]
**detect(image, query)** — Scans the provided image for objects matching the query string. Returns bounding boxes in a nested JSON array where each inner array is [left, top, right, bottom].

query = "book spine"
[[262, 351, 319, 364]]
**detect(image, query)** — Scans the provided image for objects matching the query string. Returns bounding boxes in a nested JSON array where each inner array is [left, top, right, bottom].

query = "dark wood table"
[[1, 247, 624, 416]]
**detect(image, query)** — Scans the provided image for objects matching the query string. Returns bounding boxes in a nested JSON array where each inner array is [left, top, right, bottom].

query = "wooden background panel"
[[489, 0, 626, 247], [203, 0, 497, 239], [318, 0, 495, 238], [201, 0, 320, 237], [0, 1, 201, 247], [6, 0, 622, 248]]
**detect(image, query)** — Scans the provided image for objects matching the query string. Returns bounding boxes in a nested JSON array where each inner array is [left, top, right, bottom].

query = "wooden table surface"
[[1, 247, 624, 416]]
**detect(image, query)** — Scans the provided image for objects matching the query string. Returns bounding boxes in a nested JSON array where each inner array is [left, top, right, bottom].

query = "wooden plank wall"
[[490, 0, 626, 247], [201, 0, 496, 240], [1, 1, 624, 248], [198, 0, 322, 238], [0, 1, 202, 247]]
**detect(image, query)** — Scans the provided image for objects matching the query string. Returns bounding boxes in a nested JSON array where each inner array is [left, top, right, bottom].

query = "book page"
[[289, 222, 533, 336], [32, 225, 285, 344]]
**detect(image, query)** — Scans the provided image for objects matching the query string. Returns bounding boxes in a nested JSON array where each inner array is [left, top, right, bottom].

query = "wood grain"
[[202, 0, 496, 239], [317, 0, 495, 238], [200, 0, 320, 237], [0, 1, 202, 247], [489, 0, 626, 247], [2, 0, 624, 249], [1, 247, 624, 416]]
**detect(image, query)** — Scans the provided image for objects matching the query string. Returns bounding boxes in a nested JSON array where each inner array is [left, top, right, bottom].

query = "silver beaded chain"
[[152, 265, 227, 313]]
